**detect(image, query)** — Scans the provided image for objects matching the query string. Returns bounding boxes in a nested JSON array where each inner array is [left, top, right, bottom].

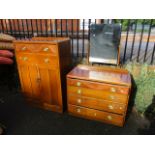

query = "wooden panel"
[[68, 86, 128, 104], [47, 69, 61, 106], [39, 68, 52, 103], [68, 104, 124, 126], [16, 53, 58, 69], [68, 94, 126, 114], [15, 43, 58, 56], [67, 78, 129, 95], [28, 65, 42, 100], [41, 70, 61, 105], [18, 65, 32, 97], [67, 65, 131, 86]]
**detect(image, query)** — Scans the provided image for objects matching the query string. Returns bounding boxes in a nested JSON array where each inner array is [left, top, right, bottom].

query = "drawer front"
[[68, 86, 128, 104], [67, 78, 129, 95], [16, 53, 58, 69], [15, 44, 58, 56], [68, 104, 124, 126], [68, 95, 126, 114]]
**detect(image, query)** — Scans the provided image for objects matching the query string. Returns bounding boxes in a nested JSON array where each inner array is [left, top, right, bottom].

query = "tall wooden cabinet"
[[14, 37, 72, 113]]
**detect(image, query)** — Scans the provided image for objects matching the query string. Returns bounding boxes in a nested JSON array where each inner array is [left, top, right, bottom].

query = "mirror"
[[88, 23, 121, 65]]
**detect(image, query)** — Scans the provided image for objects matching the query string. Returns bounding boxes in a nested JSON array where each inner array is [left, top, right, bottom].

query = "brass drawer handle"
[[108, 105, 114, 110], [107, 115, 112, 120], [43, 47, 49, 52], [94, 113, 97, 116], [77, 108, 81, 113], [77, 89, 82, 94], [111, 87, 116, 92], [120, 89, 124, 93], [23, 57, 28, 61], [77, 99, 82, 103], [76, 82, 81, 87], [119, 107, 123, 110], [109, 95, 115, 100], [22, 47, 26, 51], [44, 58, 50, 63]]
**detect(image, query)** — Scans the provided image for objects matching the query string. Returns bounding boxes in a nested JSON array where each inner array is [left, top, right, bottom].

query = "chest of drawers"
[[14, 37, 72, 113], [67, 65, 131, 126]]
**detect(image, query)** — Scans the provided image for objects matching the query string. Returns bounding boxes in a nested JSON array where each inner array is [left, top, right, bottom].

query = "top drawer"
[[15, 43, 58, 56], [67, 78, 129, 95]]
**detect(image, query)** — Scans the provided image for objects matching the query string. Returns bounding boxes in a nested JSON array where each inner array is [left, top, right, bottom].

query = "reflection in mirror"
[[89, 23, 121, 65]]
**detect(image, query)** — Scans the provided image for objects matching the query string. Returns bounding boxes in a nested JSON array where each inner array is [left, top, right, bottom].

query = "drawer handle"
[[111, 87, 116, 92], [107, 115, 112, 120], [108, 105, 114, 110], [120, 89, 124, 93], [76, 82, 81, 87], [44, 58, 50, 63], [119, 107, 123, 110], [77, 108, 81, 113], [77, 89, 82, 94], [43, 47, 49, 52], [22, 47, 26, 51], [109, 95, 115, 100], [77, 99, 82, 103], [23, 57, 28, 61], [94, 113, 97, 116]]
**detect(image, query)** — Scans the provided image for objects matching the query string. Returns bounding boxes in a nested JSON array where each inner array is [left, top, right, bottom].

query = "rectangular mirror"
[[88, 23, 121, 65]]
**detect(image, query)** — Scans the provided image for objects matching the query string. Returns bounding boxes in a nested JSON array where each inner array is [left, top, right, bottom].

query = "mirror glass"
[[89, 23, 121, 65]]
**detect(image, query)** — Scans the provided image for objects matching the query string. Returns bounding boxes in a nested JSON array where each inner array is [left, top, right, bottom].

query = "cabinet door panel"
[[39, 68, 61, 106], [18, 65, 33, 97], [28, 65, 42, 100]]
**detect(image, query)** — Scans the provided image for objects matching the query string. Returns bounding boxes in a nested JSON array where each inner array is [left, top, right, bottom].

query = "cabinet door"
[[18, 64, 33, 98], [38, 67, 62, 106]]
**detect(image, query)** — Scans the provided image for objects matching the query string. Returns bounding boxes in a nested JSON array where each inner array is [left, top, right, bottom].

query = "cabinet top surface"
[[13, 37, 70, 44], [67, 65, 131, 86]]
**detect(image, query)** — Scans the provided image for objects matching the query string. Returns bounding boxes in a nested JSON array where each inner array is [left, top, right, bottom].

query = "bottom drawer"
[[68, 104, 124, 127]]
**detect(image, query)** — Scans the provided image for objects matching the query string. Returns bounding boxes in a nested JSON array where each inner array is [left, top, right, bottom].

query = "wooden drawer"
[[68, 86, 128, 104], [68, 104, 124, 126], [16, 53, 58, 69], [67, 79, 129, 95], [15, 43, 58, 56], [68, 95, 126, 114]]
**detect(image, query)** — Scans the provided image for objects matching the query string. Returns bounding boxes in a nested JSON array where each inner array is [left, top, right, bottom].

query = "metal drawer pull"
[[109, 95, 115, 100], [107, 115, 112, 120], [77, 99, 82, 103], [77, 108, 81, 113], [111, 87, 116, 92], [44, 58, 50, 63], [76, 82, 81, 86], [77, 89, 81, 94], [23, 57, 28, 61], [108, 105, 114, 110], [120, 90, 124, 93], [119, 107, 123, 110], [94, 113, 97, 116], [22, 47, 26, 51], [43, 47, 49, 52]]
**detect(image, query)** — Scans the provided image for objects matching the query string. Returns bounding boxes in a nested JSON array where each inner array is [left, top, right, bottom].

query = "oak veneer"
[[14, 37, 72, 113], [67, 65, 131, 126]]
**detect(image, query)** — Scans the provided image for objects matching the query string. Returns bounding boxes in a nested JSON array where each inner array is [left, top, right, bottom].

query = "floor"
[[0, 86, 154, 135]]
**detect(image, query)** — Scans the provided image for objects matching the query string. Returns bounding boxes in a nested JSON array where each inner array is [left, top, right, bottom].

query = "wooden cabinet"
[[67, 65, 131, 126], [14, 37, 72, 113]]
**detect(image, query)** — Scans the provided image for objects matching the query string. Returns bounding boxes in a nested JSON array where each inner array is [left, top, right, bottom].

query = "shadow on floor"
[[0, 86, 154, 135]]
